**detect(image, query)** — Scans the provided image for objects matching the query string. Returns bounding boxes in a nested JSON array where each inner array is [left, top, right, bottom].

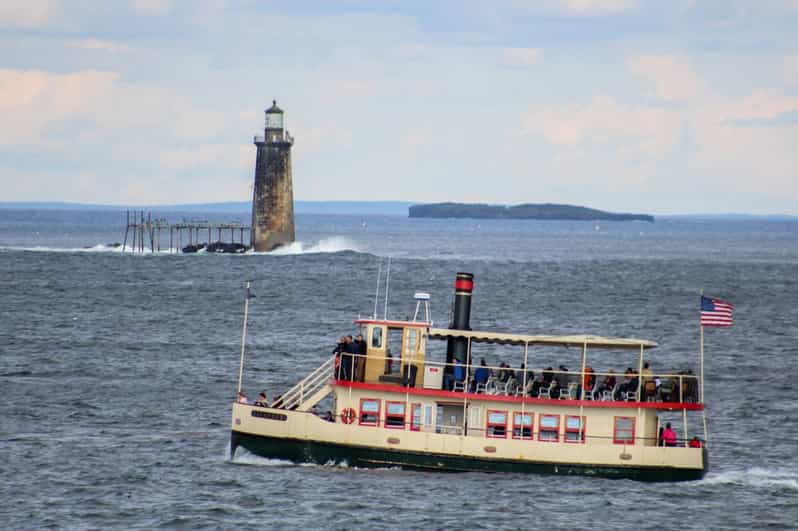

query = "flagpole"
[[700, 289, 708, 445], [237, 281, 252, 394]]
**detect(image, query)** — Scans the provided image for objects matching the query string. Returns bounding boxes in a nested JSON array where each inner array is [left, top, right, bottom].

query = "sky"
[[1, 0, 797, 215]]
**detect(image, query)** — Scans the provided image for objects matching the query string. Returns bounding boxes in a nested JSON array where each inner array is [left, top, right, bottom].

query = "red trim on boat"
[[332, 380, 705, 411]]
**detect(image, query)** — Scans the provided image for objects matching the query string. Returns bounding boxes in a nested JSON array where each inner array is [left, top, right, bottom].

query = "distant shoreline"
[[0, 201, 795, 220], [409, 202, 654, 222]]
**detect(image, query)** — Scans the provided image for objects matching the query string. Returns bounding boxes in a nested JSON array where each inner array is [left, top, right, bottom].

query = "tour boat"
[[230, 273, 708, 481]]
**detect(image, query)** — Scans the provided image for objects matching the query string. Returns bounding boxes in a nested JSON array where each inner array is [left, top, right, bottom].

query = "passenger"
[[498, 362, 510, 383], [340, 335, 355, 381], [353, 334, 367, 382], [271, 394, 284, 408], [385, 350, 393, 374], [689, 436, 702, 448], [558, 365, 569, 382], [581, 366, 595, 399], [530, 373, 546, 397], [523, 370, 536, 396], [470, 358, 490, 393], [333, 336, 346, 379], [542, 367, 554, 385], [596, 370, 616, 397], [618, 367, 639, 399], [453, 358, 466, 391], [642, 362, 657, 400], [254, 391, 268, 407], [237, 391, 249, 404], [549, 377, 561, 399], [662, 422, 677, 447]]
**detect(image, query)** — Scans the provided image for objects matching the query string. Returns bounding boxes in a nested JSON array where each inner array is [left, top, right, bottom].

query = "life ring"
[[341, 408, 356, 424]]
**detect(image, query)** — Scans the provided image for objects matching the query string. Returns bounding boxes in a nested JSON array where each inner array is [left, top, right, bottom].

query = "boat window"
[[564, 415, 586, 444], [404, 329, 418, 359], [411, 403, 422, 431], [371, 327, 383, 348], [424, 405, 434, 429], [487, 410, 508, 438], [359, 398, 381, 426], [614, 416, 635, 444], [512, 412, 533, 440], [538, 414, 560, 442], [385, 401, 406, 429], [436, 404, 463, 435]]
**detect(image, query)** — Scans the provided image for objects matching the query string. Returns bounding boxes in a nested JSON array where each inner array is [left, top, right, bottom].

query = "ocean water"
[[1, 209, 797, 530]]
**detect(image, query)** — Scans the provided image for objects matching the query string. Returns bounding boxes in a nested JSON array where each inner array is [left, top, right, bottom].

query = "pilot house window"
[[359, 399, 380, 426], [385, 401, 406, 429], [371, 327, 383, 348]]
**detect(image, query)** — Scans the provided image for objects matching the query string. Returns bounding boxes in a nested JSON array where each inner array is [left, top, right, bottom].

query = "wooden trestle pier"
[[122, 210, 250, 253]]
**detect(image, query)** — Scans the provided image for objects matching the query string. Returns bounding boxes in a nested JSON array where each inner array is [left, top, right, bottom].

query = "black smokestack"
[[446, 272, 473, 368]]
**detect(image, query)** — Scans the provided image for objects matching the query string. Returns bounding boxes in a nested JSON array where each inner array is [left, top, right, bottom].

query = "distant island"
[[408, 203, 654, 222]]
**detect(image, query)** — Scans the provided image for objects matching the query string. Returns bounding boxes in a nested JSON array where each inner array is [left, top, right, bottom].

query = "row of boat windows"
[[356, 398, 637, 444]]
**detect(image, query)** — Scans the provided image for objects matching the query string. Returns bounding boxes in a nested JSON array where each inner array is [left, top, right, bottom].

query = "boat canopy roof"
[[427, 327, 658, 350]]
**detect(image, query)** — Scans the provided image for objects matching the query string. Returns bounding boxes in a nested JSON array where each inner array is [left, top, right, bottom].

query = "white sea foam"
[[259, 236, 361, 255], [0, 244, 179, 254], [230, 447, 295, 467], [702, 466, 798, 491], [0, 236, 360, 256]]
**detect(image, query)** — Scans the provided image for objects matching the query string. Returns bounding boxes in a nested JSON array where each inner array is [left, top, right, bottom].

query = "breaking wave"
[[263, 236, 361, 255], [702, 467, 798, 491]]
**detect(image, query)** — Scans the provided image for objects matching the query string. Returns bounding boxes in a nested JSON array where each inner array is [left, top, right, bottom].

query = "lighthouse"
[[250, 100, 296, 252]]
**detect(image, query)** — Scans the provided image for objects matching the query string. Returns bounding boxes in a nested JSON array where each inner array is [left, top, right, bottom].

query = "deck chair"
[[538, 383, 552, 399]]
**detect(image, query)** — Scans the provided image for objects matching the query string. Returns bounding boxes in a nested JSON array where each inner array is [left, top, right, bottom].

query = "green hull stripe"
[[230, 431, 707, 482]]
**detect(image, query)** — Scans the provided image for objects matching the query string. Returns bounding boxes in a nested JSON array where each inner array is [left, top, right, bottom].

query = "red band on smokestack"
[[455, 279, 473, 292]]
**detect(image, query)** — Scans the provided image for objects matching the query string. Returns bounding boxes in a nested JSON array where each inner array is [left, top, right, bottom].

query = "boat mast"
[[383, 256, 391, 320], [699, 289, 708, 444], [373, 260, 382, 319], [237, 280, 252, 394]]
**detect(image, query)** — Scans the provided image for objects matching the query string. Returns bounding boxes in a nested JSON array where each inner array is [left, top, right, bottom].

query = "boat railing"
[[279, 354, 337, 410], [334, 353, 700, 404]]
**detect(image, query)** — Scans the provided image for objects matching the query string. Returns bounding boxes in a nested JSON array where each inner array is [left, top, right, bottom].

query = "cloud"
[[131, 0, 173, 16], [66, 38, 132, 53], [501, 47, 543, 67], [0, 0, 57, 29], [522, 94, 681, 157], [627, 54, 707, 102], [511, 0, 639, 15]]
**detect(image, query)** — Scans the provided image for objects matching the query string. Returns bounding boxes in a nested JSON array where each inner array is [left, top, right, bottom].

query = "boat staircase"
[[279, 355, 336, 411]]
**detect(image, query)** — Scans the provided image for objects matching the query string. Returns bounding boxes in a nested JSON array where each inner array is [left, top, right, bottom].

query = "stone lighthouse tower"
[[250, 100, 295, 252]]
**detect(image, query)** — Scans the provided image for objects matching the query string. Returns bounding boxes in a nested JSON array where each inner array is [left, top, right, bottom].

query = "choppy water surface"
[[1, 209, 797, 529]]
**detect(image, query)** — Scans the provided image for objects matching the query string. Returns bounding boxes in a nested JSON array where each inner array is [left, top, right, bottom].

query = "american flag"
[[701, 296, 734, 327]]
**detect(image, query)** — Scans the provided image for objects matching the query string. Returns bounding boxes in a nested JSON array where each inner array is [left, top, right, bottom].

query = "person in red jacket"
[[689, 436, 702, 448], [662, 422, 677, 447]]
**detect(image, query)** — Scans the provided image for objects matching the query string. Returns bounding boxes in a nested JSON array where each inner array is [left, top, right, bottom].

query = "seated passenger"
[[595, 370, 616, 397], [530, 373, 546, 397], [497, 362, 510, 383], [453, 358, 466, 390], [661, 422, 677, 447], [470, 358, 490, 393], [689, 436, 702, 448], [254, 391, 269, 407], [542, 367, 554, 385], [582, 366, 595, 397], [558, 365, 570, 386], [271, 394, 284, 408], [237, 391, 248, 404]]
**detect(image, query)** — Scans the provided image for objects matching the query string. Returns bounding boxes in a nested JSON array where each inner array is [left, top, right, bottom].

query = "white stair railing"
[[279, 355, 336, 410]]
